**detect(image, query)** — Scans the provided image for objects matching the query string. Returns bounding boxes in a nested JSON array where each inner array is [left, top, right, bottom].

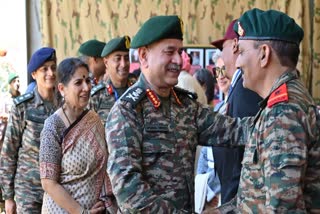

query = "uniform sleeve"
[[106, 102, 182, 213], [262, 104, 308, 212], [196, 104, 252, 146], [39, 116, 63, 181], [89, 93, 99, 112], [0, 104, 24, 200]]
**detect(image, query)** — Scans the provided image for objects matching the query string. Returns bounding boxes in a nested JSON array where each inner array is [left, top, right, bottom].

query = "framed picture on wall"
[[205, 48, 219, 67], [129, 48, 139, 63], [186, 48, 204, 68]]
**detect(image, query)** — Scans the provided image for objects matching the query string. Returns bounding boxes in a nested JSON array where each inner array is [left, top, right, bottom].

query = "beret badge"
[[179, 16, 184, 35], [237, 22, 245, 37], [125, 36, 131, 49]]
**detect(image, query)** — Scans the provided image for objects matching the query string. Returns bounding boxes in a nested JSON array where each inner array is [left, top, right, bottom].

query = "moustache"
[[167, 64, 181, 70]]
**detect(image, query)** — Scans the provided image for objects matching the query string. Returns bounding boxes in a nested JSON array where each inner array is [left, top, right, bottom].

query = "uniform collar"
[[259, 69, 298, 109], [138, 74, 183, 109]]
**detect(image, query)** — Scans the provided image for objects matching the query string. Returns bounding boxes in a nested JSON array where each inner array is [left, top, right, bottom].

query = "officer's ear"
[[103, 56, 109, 69], [259, 44, 270, 68], [139, 47, 148, 69], [232, 38, 239, 54]]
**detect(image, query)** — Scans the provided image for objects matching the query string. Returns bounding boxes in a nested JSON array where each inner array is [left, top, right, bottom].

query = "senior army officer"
[[105, 15, 250, 213]]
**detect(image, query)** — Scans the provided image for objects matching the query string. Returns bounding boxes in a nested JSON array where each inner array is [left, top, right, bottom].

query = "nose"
[[172, 51, 182, 66], [83, 81, 91, 92], [120, 56, 129, 68]]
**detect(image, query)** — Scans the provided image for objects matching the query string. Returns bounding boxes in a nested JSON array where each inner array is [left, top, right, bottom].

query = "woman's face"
[[32, 60, 57, 90], [216, 57, 231, 95], [61, 66, 91, 110]]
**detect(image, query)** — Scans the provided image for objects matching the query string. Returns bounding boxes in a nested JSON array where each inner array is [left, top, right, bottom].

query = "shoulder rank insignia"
[[91, 83, 106, 96], [267, 83, 288, 108], [13, 92, 34, 106], [121, 86, 146, 107], [146, 89, 161, 109], [173, 86, 198, 100], [106, 84, 113, 95]]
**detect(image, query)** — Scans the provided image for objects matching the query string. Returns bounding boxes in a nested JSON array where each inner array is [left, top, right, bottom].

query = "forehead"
[[216, 57, 224, 66], [41, 60, 56, 67], [72, 66, 89, 77], [152, 38, 183, 49], [108, 51, 129, 57], [238, 40, 255, 49]]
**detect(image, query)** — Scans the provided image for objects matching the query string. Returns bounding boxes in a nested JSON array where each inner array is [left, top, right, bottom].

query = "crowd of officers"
[[0, 7, 320, 214]]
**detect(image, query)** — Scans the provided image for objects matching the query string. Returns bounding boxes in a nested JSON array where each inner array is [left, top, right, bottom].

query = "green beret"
[[8, 73, 18, 84], [79, 39, 106, 57], [101, 36, 131, 57], [131, 15, 183, 48], [233, 8, 304, 45]]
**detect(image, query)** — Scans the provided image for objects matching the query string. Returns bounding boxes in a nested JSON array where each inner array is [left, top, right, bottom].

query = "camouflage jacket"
[[89, 79, 132, 126], [236, 70, 320, 213], [0, 88, 60, 201], [105, 74, 249, 213]]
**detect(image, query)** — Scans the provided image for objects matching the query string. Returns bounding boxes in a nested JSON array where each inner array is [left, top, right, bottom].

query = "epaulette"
[[121, 86, 146, 107], [90, 83, 106, 96], [267, 83, 288, 108], [13, 92, 34, 106], [173, 86, 198, 100]]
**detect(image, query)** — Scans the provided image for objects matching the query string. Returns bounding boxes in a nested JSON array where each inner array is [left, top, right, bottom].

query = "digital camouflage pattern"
[[217, 70, 320, 213], [0, 88, 60, 213], [89, 78, 133, 126], [237, 70, 320, 213], [105, 74, 250, 213]]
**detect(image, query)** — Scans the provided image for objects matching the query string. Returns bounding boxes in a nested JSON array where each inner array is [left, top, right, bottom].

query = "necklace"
[[62, 107, 72, 125]]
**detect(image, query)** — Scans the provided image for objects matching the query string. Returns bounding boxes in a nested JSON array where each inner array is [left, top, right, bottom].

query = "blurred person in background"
[[177, 50, 207, 105], [79, 39, 106, 87], [193, 68, 216, 105]]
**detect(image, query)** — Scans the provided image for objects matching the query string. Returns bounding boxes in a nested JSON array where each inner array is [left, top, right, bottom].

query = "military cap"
[[8, 73, 19, 84], [131, 15, 183, 48], [211, 19, 238, 50], [27, 47, 56, 74], [79, 39, 106, 57], [101, 36, 131, 57], [233, 8, 304, 45]]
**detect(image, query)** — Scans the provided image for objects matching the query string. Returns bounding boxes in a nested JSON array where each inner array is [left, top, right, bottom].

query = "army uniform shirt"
[[236, 70, 320, 213], [105, 74, 249, 213], [0, 88, 60, 211], [89, 79, 132, 126]]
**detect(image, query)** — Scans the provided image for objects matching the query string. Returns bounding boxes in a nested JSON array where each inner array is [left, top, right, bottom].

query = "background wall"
[[39, 0, 320, 102]]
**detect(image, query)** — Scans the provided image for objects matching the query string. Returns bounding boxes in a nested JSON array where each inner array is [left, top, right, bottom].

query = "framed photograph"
[[186, 48, 204, 68], [129, 48, 139, 63], [205, 48, 219, 67]]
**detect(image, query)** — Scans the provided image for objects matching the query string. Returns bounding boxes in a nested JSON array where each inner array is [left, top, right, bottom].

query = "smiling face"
[[140, 38, 183, 92], [60, 66, 91, 110], [236, 40, 262, 91], [31, 60, 57, 90], [104, 51, 130, 87], [215, 57, 231, 96]]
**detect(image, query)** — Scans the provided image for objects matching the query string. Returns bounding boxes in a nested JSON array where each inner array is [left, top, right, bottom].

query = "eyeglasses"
[[215, 66, 226, 77]]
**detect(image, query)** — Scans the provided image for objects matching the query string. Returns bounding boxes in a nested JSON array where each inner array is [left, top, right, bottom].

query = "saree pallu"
[[40, 110, 108, 213]]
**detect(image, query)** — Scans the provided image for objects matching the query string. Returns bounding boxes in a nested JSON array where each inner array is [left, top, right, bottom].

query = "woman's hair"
[[193, 68, 216, 104], [57, 57, 89, 85]]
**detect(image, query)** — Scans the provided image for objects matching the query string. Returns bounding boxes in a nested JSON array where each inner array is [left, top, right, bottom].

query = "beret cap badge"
[[179, 16, 184, 35], [125, 36, 131, 49], [237, 22, 245, 37]]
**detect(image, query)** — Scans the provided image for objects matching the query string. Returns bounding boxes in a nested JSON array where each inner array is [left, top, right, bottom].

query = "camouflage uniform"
[[105, 74, 249, 213], [0, 88, 60, 213], [217, 70, 320, 213], [89, 79, 133, 126]]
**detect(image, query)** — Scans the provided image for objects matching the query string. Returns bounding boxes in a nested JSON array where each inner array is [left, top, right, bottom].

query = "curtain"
[[40, 0, 319, 101]]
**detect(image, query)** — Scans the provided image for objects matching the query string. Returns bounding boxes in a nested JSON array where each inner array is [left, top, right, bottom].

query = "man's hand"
[[5, 199, 16, 214]]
